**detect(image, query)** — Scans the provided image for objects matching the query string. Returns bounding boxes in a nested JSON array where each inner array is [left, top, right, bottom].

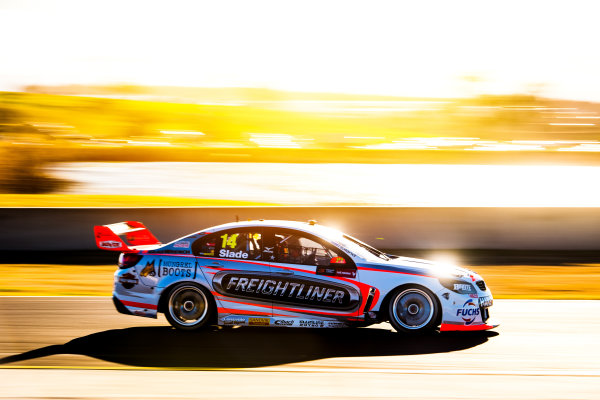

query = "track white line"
[[2, 366, 599, 377]]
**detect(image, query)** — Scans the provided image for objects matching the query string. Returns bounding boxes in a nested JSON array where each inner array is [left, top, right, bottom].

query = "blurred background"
[[3, 0, 600, 281], [0, 2, 598, 259], [1, 3, 600, 399], [1, 0, 599, 299], [2, 1, 600, 208]]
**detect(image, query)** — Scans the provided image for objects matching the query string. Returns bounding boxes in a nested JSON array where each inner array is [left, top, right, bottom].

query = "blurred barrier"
[[1, 207, 599, 251]]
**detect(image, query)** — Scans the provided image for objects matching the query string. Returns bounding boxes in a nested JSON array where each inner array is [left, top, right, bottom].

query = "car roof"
[[197, 220, 344, 240]]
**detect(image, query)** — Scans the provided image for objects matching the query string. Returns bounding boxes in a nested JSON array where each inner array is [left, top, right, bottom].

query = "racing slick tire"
[[164, 283, 214, 331], [387, 285, 440, 334]]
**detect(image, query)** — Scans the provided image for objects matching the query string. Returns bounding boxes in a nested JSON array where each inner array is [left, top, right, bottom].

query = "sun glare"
[[1, 1, 600, 100]]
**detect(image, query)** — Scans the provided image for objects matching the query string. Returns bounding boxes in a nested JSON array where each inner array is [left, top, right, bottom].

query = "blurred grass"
[[1, 264, 598, 298], [0, 194, 276, 207], [0, 264, 115, 296], [467, 265, 600, 300]]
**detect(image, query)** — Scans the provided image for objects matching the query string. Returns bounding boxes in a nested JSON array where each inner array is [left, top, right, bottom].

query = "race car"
[[94, 220, 498, 333]]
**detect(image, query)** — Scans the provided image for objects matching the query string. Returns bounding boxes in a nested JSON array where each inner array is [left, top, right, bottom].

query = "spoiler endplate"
[[94, 221, 161, 251]]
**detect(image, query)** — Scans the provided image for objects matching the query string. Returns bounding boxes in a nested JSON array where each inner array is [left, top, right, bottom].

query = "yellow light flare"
[[248, 133, 301, 148], [558, 144, 600, 152], [549, 123, 595, 126]]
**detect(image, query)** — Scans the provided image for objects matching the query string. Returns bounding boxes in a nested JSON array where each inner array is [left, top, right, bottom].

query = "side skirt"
[[219, 314, 350, 328]]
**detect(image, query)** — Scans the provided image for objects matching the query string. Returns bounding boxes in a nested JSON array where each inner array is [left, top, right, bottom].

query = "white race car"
[[95, 220, 498, 333]]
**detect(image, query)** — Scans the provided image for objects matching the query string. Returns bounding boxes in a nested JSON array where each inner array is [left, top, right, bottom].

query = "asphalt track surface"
[[0, 298, 598, 399]]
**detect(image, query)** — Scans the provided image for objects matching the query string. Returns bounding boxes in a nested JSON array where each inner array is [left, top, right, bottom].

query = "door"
[[263, 227, 362, 324]]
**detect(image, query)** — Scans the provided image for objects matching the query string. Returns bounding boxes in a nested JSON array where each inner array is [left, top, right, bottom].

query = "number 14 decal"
[[220, 233, 239, 249]]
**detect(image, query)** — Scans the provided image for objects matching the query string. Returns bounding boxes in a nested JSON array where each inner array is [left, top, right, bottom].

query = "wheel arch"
[[158, 281, 217, 324], [379, 283, 442, 326]]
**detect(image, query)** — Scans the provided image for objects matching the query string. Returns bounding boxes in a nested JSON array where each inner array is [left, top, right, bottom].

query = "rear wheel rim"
[[168, 286, 208, 327], [391, 288, 434, 330]]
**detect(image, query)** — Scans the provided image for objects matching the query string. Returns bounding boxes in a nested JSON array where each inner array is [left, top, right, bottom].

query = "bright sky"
[[1, 0, 600, 100]]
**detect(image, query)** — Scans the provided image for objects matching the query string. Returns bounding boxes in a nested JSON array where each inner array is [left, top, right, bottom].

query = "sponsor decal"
[[264, 246, 274, 254], [469, 293, 479, 298], [454, 283, 472, 292], [99, 240, 121, 249], [335, 269, 356, 278], [161, 267, 193, 278], [316, 266, 357, 278], [140, 260, 156, 277], [299, 320, 324, 328], [479, 296, 493, 308], [345, 249, 358, 258], [456, 299, 480, 325], [152, 260, 195, 278], [325, 321, 348, 328], [219, 249, 249, 259], [119, 273, 138, 289], [173, 241, 190, 249], [274, 319, 294, 326], [440, 279, 475, 294], [248, 317, 270, 326], [162, 261, 193, 268], [331, 241, 358, 258], [212, 271, 360, 311], [222, 316, 247, 325]]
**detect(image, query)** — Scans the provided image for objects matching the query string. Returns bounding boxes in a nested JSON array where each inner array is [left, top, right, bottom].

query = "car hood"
[[362, 255, 479, 280]]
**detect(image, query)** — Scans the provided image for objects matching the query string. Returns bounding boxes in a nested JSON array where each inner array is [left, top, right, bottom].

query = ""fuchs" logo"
[[456, 299, 480, 325]]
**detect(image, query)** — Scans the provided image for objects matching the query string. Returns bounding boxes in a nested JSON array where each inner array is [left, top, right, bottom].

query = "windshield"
[[327, 233, 390, 262], [342, 234, 390, 261]]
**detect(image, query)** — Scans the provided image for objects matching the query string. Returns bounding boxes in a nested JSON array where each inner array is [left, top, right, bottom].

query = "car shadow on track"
[[0, 325, 498, 368]]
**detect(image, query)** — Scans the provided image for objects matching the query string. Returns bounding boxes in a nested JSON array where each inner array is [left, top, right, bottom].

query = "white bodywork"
[[110, 220, 496, 331]]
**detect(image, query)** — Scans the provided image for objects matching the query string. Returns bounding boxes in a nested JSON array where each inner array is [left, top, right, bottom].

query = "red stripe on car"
[[440, 323, 498, 332], [121, 300, 157, 310], [357, 266, 431, 277]]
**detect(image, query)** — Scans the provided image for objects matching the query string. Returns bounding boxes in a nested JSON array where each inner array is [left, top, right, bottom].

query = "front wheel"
[[164, 284, 214, 331], [388, 286, 439, 334]]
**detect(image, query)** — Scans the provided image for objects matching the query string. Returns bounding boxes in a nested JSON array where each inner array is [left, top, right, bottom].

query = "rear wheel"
[[164, 284, 214, 331], [388, 286, 439, 334]]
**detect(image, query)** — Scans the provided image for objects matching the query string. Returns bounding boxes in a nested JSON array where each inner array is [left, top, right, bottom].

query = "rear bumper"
[[440, 321, 499, 332], [112, 294, 158, 318], [112, 295, 133, 315]]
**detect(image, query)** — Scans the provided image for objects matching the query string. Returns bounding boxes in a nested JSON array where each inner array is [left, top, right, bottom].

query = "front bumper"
[[437, 279, 498, 331], [440, 321, 499, 332]]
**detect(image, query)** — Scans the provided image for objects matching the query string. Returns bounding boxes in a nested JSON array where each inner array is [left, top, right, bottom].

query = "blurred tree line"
[[1, 87, 599, 193]]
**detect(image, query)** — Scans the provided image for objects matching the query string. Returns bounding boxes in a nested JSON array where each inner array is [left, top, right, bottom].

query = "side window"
[[272, 231, 342, 266], [216, 230, 262, 260], [192, 233, 217, 257]]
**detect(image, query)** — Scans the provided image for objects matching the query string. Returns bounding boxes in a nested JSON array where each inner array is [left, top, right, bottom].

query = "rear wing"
[[94, 221, 161, 251]]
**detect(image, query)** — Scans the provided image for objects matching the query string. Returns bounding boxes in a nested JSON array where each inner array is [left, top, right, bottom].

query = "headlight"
[[438, 278, 476, 294]]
